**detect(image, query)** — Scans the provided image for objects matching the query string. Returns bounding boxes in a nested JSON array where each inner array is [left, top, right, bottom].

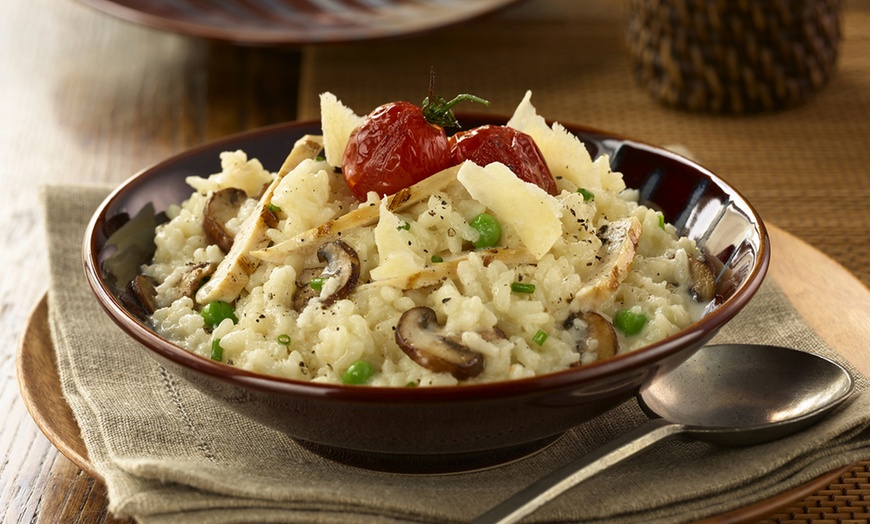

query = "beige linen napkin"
[[43, 184, 870, 524]]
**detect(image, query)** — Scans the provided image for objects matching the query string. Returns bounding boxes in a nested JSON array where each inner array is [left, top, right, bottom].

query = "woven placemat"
[[296, 1, 870, 520], [298, 0, 870, 289]]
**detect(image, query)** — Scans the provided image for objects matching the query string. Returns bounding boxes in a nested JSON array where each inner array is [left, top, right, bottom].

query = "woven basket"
[[625, 0, 842, 113]]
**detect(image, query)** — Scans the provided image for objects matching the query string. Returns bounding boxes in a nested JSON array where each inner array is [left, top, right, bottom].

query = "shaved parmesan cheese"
[[369, 199, 425, 282], [507, 90, 624, 193], [457, 162, 562, 260], [320, 92, 364, 168]]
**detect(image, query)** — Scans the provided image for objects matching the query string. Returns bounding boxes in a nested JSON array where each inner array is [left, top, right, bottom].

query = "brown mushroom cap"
[[395, 307, 486, 380], [688, 256, 716, 303], [293, 267, 324, 312], [316, 240, 360, 305], [128, 274, 158, 315], [203, 188, 249, 252], [155, 261, 218, 306], [563, 310, 618, 362], [178, 262, 217, 299], [292, 240, 361, 311]]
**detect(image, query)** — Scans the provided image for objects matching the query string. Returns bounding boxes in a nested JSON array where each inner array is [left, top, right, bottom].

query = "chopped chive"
[[577, 188, 595, 202], [532, 329, 548, 346], [267, 203, 282, 213], [309, 277, 326, 291], [397, 221, 411, 231], [431, 255, 444, 263], [658, 214, 666, 230], [210, 338, 223, 361], [277, 334, 291, 346], [511, 282, 536, 294]]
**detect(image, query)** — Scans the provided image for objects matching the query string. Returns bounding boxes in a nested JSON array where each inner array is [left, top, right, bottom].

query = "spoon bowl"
[[641, 344, 855, 446], [474, 344, 854, 524]]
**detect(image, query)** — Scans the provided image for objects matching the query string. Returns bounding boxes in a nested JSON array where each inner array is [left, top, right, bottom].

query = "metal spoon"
[[472, 344, 854, 524]]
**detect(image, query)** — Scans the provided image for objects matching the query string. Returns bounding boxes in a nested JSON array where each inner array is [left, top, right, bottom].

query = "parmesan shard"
[[457, 161, 562, 260], [320, 92, 364, 168], [571, 216, 643, 308], [368, 198, 425, 282], [251, 165, 461, 262], [507, 90, 624, 193], [195, 135, 323, 304]]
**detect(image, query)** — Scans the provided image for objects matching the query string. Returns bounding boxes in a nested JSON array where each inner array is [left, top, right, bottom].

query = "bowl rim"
[[82, 116, 770, 403]]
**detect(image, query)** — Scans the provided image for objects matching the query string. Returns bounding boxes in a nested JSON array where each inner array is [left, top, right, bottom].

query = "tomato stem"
[[422, 93, 489, 128], [421, 69, 489, 128]]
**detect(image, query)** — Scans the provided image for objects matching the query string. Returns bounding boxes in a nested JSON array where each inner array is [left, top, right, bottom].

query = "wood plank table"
[[3, 0, 870, 522]]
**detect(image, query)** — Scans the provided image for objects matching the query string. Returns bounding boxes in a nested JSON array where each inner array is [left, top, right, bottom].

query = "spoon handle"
[[471, 418, 684, 524]]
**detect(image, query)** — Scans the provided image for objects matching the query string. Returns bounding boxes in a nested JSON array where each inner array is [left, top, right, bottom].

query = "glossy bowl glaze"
[[83, 116, 769, 472]]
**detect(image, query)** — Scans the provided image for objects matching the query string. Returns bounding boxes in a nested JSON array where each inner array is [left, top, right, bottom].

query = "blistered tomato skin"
[[449, 125, 558, 195], [341, 101, 452, 201]]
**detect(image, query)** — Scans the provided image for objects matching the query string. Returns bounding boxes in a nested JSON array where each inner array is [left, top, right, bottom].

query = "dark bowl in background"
[[83, 115, 769, 473]]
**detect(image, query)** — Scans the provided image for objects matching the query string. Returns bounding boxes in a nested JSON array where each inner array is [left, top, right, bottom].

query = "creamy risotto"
[[139, 92, 714, 387]]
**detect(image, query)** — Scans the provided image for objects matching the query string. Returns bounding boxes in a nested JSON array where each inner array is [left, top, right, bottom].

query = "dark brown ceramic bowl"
[[83, 116, 769, 473]]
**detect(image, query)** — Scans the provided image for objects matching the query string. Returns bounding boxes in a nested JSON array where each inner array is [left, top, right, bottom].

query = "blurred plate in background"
[[76, 0, 526, 45]]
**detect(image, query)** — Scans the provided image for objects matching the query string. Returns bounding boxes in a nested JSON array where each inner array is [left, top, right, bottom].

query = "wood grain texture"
[[0, 0, 298, 522], [16, 298, 95, 480]]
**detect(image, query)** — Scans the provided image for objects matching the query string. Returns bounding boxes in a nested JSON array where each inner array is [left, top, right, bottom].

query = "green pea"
[[342, 360, 375, 385], [201, 301, 238, 328], [614, 309, 648, 336], [470, 213, 501, 248]]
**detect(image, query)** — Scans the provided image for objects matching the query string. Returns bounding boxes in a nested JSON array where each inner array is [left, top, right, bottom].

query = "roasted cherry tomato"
[[342, 102, 451, 201], [341, 93, 488, 201], [449, 125, 558, 195]]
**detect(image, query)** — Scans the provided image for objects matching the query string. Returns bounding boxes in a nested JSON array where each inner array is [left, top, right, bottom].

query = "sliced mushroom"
[[563, 311, 618, 362], [292, 267, 324, 312], [395, 307, 487, 380], [195, 135, 323, 304], [137, 261, 217, 310], [571, 216, 642, 309], [174, 261, 217, 300], [315, 240, 361, 306], [365, 247, 535, 291], [203, 188, 249, 252], [688, 255, 716, 302], [251, 164, 461, 262], [128, 274, 158, 315], [292, 240, 361, 311]]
